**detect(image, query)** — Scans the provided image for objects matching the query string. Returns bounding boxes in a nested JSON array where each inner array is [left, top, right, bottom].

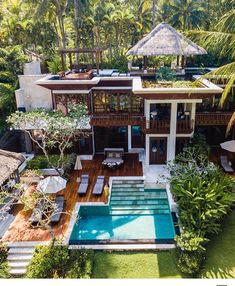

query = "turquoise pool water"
[[70, 183, 175, 244], [70, 214, 175, 243]]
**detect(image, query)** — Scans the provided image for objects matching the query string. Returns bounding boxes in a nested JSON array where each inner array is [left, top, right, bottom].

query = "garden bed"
[[142, 80, 194, 88]]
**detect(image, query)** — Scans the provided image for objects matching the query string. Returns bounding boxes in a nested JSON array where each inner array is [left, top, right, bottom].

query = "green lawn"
[[92, 250, 183, 278], [201, 211, 235, 278]]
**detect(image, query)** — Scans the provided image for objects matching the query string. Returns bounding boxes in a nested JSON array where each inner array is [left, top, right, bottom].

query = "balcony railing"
[[195, 112, 233, 126], [144, 119, 193, 134], [90, 114, 146, 127]]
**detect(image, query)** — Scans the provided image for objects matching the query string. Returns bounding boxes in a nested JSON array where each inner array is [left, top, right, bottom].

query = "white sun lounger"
[[92, 176, 105, 195], [77, 174, 89, 195]]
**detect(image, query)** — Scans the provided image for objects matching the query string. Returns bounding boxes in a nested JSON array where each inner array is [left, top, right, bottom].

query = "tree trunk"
[[152, 0, 157, 28]]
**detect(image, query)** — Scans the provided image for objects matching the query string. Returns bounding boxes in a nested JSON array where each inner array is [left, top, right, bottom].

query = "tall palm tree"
[[169, 0, 206, 31], [189, 9, 235, 107]]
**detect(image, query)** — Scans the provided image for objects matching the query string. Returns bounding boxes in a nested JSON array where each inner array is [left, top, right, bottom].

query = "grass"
[[201, 211, 235, 278], [92, 250, 183, 278]]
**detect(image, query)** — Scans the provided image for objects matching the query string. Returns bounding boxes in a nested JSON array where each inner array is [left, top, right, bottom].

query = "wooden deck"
[[2, 154, 143, 242]]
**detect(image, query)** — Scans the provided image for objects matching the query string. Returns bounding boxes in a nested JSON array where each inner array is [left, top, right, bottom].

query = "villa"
[[0, 23, 234, 276]]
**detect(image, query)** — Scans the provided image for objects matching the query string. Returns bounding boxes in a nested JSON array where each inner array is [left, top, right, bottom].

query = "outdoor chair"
[[77, 174, 89, 195], [220, 155, 234, 173], [92, 176, 105, 195], [50, 196, 65, 223]]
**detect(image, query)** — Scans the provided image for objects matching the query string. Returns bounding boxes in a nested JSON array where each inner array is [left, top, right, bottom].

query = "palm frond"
[[226, 112, 235, 137]]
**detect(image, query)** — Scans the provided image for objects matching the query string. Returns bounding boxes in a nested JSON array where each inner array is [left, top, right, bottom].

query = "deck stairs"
[[7, 242, 38, 276], [110, 180, 170, 215]]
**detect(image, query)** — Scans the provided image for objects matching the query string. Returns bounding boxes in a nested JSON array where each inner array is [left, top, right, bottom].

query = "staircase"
[[7, 243, 36, 276], [110, 180, 170, 215]]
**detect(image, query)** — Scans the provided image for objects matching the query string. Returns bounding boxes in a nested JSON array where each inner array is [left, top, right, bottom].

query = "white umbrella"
[[37, 176, 67, 194], [74, 155, 82, 170], [220, 140, 235, 152]]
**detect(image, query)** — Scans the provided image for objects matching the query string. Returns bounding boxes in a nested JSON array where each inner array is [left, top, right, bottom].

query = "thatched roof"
[[127, 22, 207, 56], [0, 149, 25, 186]]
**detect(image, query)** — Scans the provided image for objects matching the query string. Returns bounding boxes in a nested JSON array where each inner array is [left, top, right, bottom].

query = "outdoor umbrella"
[[74, 155, 82, 170], [220, 140, 235, 152], [37, 176, 67, 194]]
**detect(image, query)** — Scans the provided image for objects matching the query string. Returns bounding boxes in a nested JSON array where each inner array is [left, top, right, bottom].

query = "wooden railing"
[[90, 114, 146, 127], [195, 112, 233, 126], [143, 119, 193, 134]]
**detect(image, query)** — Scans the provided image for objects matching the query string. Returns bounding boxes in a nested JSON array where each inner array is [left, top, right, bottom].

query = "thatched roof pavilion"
[[127, 22, 207, 56], [0, 149, 25, 186]]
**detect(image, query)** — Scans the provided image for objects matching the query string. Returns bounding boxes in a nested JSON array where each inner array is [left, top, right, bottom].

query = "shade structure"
[[126, 22, 207, 56], [37, 176, 67, 194], [74, 155, 82, 170], [220, 140, 235, 153]]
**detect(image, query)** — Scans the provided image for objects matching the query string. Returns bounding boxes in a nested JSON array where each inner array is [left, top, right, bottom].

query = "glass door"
[[149, 137, 167, 164]]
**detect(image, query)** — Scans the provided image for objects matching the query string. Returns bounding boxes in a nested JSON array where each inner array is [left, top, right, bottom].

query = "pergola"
[[59, 48, 105, 74], [127, 22, 207, 68]]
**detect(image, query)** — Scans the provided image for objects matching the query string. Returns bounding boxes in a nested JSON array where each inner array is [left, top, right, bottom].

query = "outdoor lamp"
[[152, 146, 157, 153]]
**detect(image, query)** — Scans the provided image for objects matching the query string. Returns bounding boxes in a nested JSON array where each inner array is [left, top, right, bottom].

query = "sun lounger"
[[50, 196, 65, 223], [92, 176, 105, 195], [77, 174, 89, 195], [0, 213, 15, 238], [220, 155, 234, 173]]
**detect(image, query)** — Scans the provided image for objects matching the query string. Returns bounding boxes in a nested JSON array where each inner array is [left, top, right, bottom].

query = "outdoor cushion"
[[92, 176, 104, 195], [78, 174, 89, 195], [107, 152, 114, 158]]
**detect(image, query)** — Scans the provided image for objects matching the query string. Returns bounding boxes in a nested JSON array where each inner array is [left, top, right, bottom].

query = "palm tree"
[[169, 0, 206, 31], [189, 9, 235, 108]]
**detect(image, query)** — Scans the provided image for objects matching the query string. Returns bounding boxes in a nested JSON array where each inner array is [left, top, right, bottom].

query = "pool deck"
[[2, 154, 143, 242]]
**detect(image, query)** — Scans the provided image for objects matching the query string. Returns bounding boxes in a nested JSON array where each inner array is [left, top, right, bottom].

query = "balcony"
[[90, 114, 146, 127], [195, 112, 233, 126], [144, 119, 193, 134]]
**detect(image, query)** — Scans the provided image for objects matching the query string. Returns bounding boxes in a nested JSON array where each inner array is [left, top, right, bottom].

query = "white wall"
[[15, 75, 52, 111]]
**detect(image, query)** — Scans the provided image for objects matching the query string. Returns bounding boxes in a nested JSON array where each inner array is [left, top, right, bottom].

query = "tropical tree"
[[7, 104, 90, 173], [168, 0, 206, 31]]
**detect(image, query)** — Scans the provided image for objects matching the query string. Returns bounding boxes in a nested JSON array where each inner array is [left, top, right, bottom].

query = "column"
[[128, 125, 132, 151], [145, 135, 149, 166], [191, 102, 196, 130], [145, 100, 150, 129], [168, 102, 177, 161]]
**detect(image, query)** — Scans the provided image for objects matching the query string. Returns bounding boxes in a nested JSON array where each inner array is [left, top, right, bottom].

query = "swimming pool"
[[69, 180, 175, 244]]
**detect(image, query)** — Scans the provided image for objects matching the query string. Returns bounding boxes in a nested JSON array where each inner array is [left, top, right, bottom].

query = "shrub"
[[156, 66, 176, 81], [26, 244, 94, 279], [27, 154, 76, 177], [0, 243, 9, 278], [26, 244, 70, 278], [0, 243, 8, 264], [175, 231, 208, 276], [65, 249, 94, 278], [0, 262, 10, 278]]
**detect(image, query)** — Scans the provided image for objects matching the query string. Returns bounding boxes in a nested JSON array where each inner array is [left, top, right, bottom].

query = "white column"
[[191, 102, 196, 130], [128, 125, 132, 151], [145, 135, 149, 166], [145, 100, 150, 129], [168, 102, 177, 161]]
